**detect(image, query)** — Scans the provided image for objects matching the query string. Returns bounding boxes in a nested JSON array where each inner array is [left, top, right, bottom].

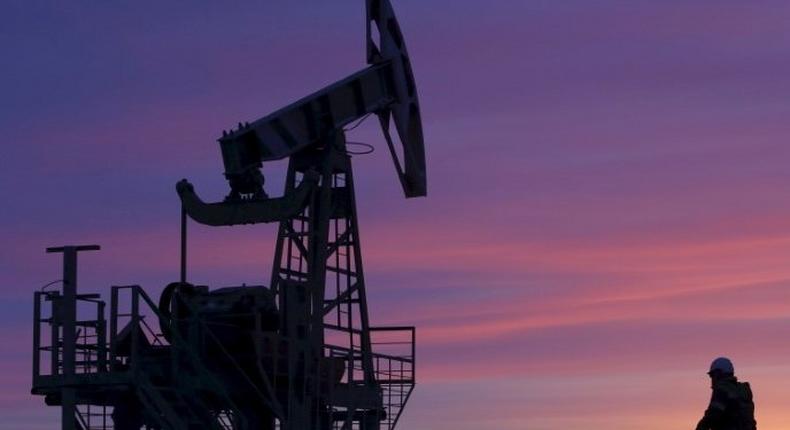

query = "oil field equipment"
[[31, 1, 424, 429]]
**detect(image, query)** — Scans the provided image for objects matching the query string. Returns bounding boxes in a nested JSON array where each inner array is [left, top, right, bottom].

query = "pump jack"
[[31, 1, 425, 429]]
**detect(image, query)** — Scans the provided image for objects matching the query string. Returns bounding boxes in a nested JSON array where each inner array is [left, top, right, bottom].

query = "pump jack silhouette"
[[31, 1, 425, 429]]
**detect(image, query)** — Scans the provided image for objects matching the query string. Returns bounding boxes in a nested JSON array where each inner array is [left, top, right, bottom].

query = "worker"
[[695, 357, 757, 430]]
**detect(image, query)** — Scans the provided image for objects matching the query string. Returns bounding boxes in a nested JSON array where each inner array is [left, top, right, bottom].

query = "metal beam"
[[45, 245, 100, 430]]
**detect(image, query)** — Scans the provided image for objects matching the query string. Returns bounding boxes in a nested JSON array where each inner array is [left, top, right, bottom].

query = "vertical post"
[[131, 287, 140, 373], [411, 327, 416, 382], [109, 287, 118, 369], [96, 301, 107, 372], [46, 244, 100, 430], [51, 295, 60, 377], [32, 292, 41, 380], [180, 204, 187, 284]]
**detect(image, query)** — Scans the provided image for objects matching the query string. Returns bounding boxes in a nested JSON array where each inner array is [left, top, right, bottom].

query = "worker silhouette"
[[696, 357, 757, 430]]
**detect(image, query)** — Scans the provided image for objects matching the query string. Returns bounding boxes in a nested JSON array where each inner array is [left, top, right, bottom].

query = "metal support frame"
[[32, 144, 418, 430], [32, 2, 423, 429], [269, 132, 387, 429], [43, 245, 100, 430]]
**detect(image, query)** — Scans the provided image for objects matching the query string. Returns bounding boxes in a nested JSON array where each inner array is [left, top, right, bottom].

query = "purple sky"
[[3, 1, 790, 429]]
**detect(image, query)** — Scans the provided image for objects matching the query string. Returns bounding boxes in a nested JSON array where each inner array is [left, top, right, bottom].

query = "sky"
[[2, 0, 790, 429]]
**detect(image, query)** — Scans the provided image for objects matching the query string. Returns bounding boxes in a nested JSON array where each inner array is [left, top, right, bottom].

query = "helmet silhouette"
[[709, 357, 735, 375]]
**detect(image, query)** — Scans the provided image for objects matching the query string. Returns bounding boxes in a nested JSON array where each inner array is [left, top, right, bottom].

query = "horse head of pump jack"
[[178, 0, 427, 227]]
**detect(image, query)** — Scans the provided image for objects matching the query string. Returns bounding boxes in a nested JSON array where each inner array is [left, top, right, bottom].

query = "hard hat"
[[708, 357, 734, 375]]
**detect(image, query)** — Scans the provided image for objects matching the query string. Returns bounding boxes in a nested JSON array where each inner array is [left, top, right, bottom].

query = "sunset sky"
[[3, 1, 790, 429]]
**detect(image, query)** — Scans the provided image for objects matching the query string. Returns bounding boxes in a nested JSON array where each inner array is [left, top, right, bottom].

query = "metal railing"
[[324, 326, 415, 430], [33, 290, 108, 379], [370, 326, 415, 430], [76, 404, 114, 430]]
